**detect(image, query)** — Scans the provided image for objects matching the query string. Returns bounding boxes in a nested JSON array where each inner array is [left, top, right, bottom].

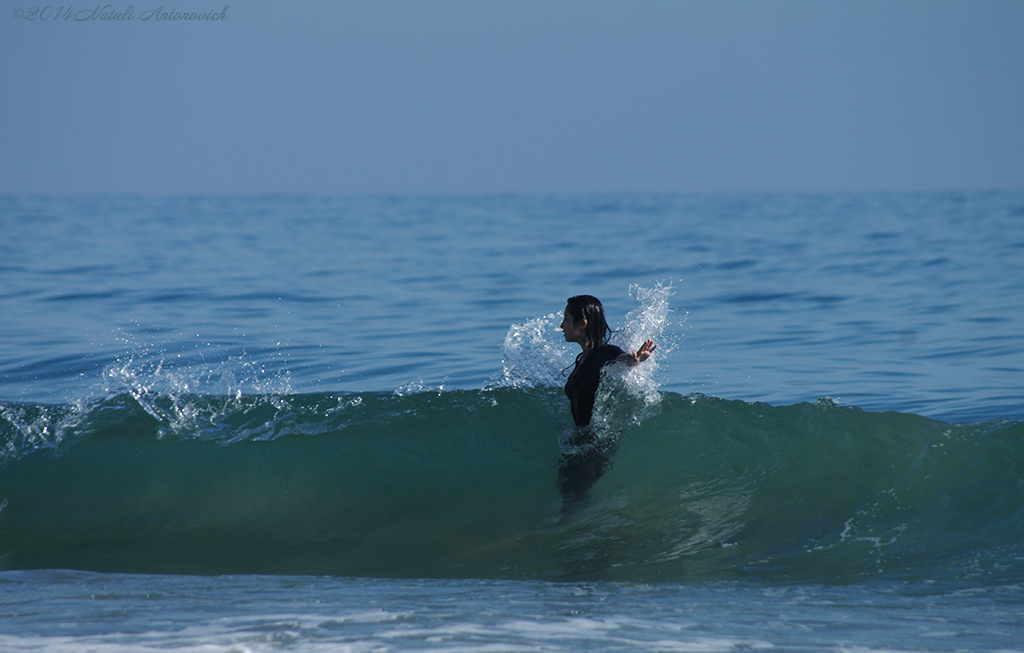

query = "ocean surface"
[[1, 192, 1022, 651]]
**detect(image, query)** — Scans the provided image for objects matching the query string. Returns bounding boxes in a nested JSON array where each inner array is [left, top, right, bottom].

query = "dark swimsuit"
[[559, 344, 624, 510], [564, 344, 624, 427]]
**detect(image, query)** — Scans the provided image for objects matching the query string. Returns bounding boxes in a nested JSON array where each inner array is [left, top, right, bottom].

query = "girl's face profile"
[[560, 307, 587, 345]]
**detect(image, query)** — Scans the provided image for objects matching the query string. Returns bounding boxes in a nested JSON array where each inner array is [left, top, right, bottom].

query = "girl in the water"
[[557, 295, 656, 512]]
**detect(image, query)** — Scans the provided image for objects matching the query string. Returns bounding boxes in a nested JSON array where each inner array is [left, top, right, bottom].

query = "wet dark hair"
[[565, 294, 614, 353]]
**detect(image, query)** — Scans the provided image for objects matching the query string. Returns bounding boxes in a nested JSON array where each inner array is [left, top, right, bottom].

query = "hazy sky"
[[2, 1, 1022, 194]]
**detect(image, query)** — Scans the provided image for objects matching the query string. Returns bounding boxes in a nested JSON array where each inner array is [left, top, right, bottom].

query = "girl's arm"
[[617, 339, 657, 366]]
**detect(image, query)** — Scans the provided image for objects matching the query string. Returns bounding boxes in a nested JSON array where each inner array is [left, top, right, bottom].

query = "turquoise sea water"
[[1, 193, 1023, 651]]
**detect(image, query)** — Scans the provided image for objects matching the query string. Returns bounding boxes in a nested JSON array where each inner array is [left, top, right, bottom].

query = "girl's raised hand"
[[631, 339, 657, 363]]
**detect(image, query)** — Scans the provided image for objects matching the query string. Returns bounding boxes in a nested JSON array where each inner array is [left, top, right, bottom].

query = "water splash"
[[489, 284, 677, 395], [487, 313, 574, 390], [395, 377, 449, 396], [94, 346, 296, 440], [600, 282, 676, 424], [0, 399, 90, 466]]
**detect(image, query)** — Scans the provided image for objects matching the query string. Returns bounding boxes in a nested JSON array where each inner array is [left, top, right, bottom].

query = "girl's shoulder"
[[595, 343, 625, 362]]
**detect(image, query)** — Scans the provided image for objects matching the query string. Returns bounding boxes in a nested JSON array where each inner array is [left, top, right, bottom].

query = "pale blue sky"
[[2, 1, 1022, 194]]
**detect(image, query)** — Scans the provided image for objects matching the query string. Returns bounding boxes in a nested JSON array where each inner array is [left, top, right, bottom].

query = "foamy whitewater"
[[1, 193, 1023, 651]]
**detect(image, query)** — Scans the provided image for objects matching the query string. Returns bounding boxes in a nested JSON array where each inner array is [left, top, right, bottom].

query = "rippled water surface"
[[3, 193, 1022, 421]]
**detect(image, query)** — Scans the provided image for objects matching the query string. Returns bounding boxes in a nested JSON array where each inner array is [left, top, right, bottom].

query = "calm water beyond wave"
[[1, 193, 1023, 651]]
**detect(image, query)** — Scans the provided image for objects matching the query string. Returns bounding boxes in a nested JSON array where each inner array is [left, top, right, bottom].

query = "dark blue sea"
[[2, 193, 1023, 651]]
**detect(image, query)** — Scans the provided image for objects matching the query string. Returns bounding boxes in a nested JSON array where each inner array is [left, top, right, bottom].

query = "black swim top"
[[564, 344, 624, 426]]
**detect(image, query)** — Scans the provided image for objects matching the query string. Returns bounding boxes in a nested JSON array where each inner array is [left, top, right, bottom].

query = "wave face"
[[2, 388, 1022, 584]]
